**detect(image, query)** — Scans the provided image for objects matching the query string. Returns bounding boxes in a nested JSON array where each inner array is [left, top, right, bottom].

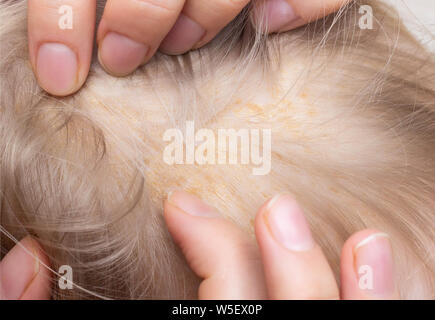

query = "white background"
[[384, 0, 435, 50]]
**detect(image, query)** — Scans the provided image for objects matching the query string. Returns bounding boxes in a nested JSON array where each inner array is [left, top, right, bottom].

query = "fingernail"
[[354, 233, 395, 298], [98, 32, 149, 76], [258, 0, 300, 33], [36, 43, 78, 96], [167, 191, 219, 218], [160, 14, 205, 55], [265, 194, 315, 251]]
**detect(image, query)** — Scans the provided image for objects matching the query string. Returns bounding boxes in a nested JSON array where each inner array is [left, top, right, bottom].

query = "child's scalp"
[[0, 0, 434, 299]]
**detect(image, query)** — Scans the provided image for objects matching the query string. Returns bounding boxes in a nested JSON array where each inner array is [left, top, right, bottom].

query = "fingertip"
[[252, 0, 303, 34], [19, 238, 52, 300], [164, 191, 267, 299], [166, 191, 220, 218], [254, 193, 285, 230], [255, 194, 339, 299], [252, 0, 351, 34], [28, 0, 96, 96], [163, 200, 185, 239], [340, 229, 382, 292], [35, 43, 80, 97], [255, 194, 315, 252], [163, 191, 220, 252], [341, 228, 384, 256], [98, 32, 149, 77], [0, 237, 51, 300], [160, 13, 205, 55], [341, 229, 398, 300]]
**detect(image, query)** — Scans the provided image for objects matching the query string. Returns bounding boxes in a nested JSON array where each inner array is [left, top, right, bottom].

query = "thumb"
[[0, 236, 51, 300]]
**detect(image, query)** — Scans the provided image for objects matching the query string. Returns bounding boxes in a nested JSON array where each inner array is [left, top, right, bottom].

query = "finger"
[[97, 0, 185, 76], [160, 0, 250, 55], [164, 191, 267, 299], [28, 0, 96, 96], [255, 194, 340, 299], [0, 237, 51, 300], [253, 0, 351, 34], [340, 229, 399, 300]]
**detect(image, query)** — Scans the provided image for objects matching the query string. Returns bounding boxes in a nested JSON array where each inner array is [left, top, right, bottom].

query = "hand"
[[164, 191, 399, 299], [0, 237, 51, 300], [28, 0, 350, 96], [0, 190, 398, 300]]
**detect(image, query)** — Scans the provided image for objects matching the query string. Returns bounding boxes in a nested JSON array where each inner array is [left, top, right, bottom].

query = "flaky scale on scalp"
[[0, 0, 434, 299]]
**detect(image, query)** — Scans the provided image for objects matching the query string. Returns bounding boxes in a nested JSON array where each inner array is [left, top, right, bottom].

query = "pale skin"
[[0, 191, 399, 300], [28, 0, 351, 96]]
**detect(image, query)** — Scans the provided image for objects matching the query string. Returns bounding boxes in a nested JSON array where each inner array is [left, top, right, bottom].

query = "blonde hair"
[[1, 0, 434, 299]]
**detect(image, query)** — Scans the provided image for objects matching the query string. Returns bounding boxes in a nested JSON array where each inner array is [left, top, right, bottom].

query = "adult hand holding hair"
[[28, 0, 350, 96], [164, 191, 399, 300], [1, 191, 398, 300]]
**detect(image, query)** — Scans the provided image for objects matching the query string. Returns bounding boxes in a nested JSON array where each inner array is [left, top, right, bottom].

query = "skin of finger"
[[183, 0, 251, 49], [266, 0, 352, 32], [0, 237, 51, 300], [97, 0, 185, 64], [254, 203, 340, 300], [28, 0, 96, 95], [340, 229, 400, 300], [287, 0, 351, 23], [164, 202, 267, 299]]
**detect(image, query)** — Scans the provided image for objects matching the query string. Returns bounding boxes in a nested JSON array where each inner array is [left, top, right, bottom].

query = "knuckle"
[[133, 0, 180, 16]]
